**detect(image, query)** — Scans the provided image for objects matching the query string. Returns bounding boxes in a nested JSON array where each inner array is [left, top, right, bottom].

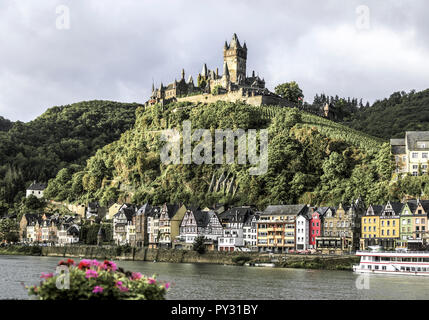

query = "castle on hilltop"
[[145, 34, 337, 120], [146, 34, 297, 108]]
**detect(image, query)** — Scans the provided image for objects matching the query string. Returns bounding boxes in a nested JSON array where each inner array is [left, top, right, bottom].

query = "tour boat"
[[353, 246, 429, 276]]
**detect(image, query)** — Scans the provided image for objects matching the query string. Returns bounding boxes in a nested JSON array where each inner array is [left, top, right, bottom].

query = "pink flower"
[[131, 272, 142, 280], [40, 272, 54, 279], [91, 259, 100, 267], [119, 286, 129, 292], [85, 269, 99, 279], [148, 278, 156, 285], [102, 260, 117, 271], [92, 286, 103, 293], [164, 282, 170, 289], [115, 281, 129, 292]]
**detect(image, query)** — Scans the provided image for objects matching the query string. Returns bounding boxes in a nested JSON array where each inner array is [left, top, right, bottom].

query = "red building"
[[309, 207, 329, 249]]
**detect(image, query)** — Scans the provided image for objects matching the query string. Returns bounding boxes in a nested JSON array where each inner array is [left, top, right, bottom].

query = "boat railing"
[[357, 250, 429, 255]]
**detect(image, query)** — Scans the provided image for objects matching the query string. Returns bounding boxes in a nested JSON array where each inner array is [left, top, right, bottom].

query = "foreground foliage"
[[27, 259, 169, 300]]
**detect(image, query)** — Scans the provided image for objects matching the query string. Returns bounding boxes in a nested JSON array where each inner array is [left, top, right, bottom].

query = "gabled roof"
[[24, 213, 41, 224], [418, 200, 429, 213], [114, 207, 135, 221], [383, 202, 404, 215], [163, 204, 180, 219], [404, 199, 418, 213], [147, 206, 161, 217], [137, 203, 151, 216], [390, 138, 405, 146], [366, 205, 383, 215], [27, 182, 47, 191], [315, 207, 330, 216], [218, 206, 255, 224], [406, 132, 429, 151], [262, 205, 308, 216], [192, 210, 210, 228]]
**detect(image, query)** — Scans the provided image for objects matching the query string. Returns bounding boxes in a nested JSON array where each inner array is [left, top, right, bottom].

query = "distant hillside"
[[0, 100, 140, 207], [0, 116, 13, 132], [344, 89, 429, 139], [45, 101, 393, 208]]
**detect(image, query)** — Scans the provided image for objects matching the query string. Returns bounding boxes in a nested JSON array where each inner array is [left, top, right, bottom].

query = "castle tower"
[[223, 33, 247, 83]]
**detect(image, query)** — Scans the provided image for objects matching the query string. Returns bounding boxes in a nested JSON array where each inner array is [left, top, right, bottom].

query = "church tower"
[[223, 33, 247, 83]]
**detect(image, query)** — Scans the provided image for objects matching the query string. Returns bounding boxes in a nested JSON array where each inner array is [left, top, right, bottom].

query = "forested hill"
[[344, 89, 429, 139], [45, 101, 394, 209], [0, 100, 140, 207], [0, 116, 13, 132]]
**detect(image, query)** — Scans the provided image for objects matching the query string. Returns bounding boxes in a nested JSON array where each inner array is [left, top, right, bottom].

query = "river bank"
[[0, 245, 359, 270]]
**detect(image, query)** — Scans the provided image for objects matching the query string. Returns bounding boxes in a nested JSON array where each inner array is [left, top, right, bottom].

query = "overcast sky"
[[1, 0, 428, 122]]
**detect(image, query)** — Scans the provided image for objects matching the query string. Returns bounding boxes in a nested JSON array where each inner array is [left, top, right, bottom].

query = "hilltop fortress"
[[145, 34, 301, 109]]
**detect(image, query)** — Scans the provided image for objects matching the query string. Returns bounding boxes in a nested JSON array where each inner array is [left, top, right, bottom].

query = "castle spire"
[[202, 63, 208, 77], [230, 33, 241, 48], [224, 40, 229, 50], [181, 69, 185, 80]]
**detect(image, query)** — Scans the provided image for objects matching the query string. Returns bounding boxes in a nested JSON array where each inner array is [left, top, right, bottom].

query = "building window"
[[423, 153, 428, 159], [412, 153, 418, 159]]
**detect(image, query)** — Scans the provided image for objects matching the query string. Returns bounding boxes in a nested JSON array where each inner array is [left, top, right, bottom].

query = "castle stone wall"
[[177, 90, 264, 106]]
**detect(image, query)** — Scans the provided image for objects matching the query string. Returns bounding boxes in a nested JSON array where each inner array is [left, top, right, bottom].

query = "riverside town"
[[2, 2, 429, 305]]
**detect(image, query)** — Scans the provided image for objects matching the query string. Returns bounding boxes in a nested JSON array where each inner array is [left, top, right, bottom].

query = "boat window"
[[374, 256, 380, 262], [423, 268, 427, 272], [412, 258, 418, 262], [423, 258, 429, 262], [417, 268, 421, 272], [382, 266, 387, 271], [381, 257, 390, 262], [411, 267, 415, 272], [375, 265, 379, 270], [401, 267, 405, 271], [406, 267, 410, 271], [368, 265, 371, 269]]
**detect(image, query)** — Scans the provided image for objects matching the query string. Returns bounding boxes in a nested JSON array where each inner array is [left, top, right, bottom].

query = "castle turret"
[[223, 61, 230, 78], [181, 69, 185, 80], [223, 33, 247, 83]]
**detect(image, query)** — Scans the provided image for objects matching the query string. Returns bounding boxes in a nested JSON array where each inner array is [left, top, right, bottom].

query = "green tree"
[[274, 81, 304, 103], [193, 236, 206, 254], [0, 219, 19, 243]]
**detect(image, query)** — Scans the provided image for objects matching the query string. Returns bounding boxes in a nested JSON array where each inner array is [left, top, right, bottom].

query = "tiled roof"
[[27, 182, 47, 191], [390, 138, 405, 146], [218, 207, 255, 223], [406, 132, 429, 151], [262, 205, 308, 216]]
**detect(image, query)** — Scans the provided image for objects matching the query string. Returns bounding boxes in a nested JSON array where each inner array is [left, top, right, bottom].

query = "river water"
[[1, 255, 428, 300]]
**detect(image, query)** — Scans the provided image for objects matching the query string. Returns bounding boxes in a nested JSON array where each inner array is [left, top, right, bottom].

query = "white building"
[[178, 209, 223, 245], [296, 211, 310, 251], [113, 207, 136, 245], [218, 207, 255, 252], [147, 207, 161, 248], [26, 182, 47, 199], [243, 214, 259, 251], [57, 224, 80, 245], [391, 132, 429, 176]]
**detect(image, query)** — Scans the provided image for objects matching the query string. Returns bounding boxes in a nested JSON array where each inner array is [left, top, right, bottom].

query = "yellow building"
[[378, 201, 402, 249], [360, 204, 382, 249]]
